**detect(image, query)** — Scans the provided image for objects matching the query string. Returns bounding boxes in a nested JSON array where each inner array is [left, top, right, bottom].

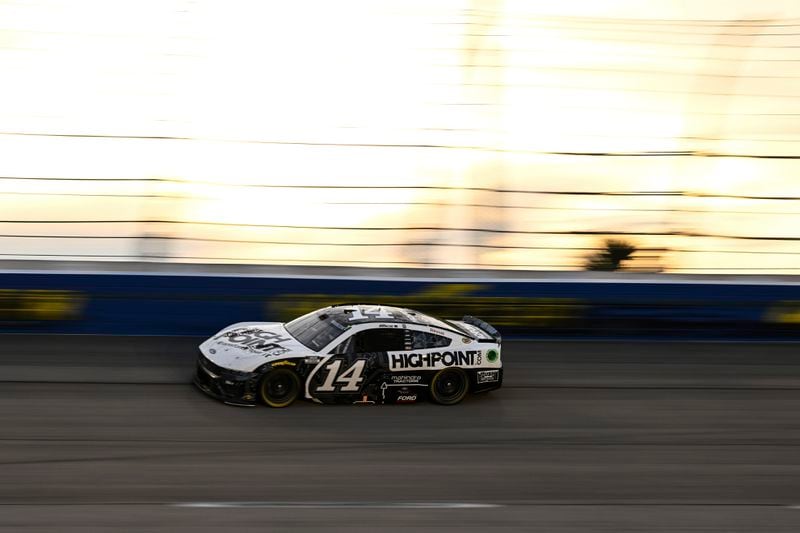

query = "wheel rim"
[[432, 369, 467, 404], [261, 370, 299, 407], [267, 374, 292, 401]]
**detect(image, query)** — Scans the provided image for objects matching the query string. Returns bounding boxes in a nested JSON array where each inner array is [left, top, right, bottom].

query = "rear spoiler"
[[461, 315, 502, 343]]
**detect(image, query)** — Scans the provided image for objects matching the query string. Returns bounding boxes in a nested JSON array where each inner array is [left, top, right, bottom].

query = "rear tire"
[[259, 368, 300, 408], [429, 368, 469, 405]]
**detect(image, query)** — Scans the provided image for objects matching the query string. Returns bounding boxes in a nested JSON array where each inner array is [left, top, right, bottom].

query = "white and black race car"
[[194, 304, 502, 407]]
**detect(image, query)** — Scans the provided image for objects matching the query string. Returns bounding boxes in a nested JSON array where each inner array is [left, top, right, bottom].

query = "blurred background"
[[3, 0, 800, 273], [4, 3, 800, 532]]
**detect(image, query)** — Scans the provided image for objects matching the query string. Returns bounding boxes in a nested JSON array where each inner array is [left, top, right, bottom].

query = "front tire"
[[429, 368, 469, 405], [259, 369, 300, 408]]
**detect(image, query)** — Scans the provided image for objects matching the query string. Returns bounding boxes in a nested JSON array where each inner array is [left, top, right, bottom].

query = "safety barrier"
[[2, 270, 800, 339]]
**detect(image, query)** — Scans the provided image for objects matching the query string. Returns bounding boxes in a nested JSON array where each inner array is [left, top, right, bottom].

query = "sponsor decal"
[[397, 394, 417, 402], [391, 375, 422, 384], [486, 349, 499, 363], [271, 360, 296, 367], [209, 348, 217, 354], [477, 369, 500, 384], [379, 323, 402, 328], [217, 328, 292, 355], [390, 350, 482, 370]]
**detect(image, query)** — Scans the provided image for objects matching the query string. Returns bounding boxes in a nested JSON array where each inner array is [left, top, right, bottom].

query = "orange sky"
[[1, 0, 800, 272]]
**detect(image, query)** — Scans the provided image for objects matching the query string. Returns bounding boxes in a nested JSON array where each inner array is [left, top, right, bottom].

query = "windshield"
[[284, 309, 350, 351]]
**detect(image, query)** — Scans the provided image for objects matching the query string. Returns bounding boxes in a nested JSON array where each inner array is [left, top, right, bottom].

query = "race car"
[[193, 304, 502, 407]]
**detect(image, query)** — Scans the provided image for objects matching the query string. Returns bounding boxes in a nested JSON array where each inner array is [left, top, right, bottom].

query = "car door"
[[308, 326, 407, 404]]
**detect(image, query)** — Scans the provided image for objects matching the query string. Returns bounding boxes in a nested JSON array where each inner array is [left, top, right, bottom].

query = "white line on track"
[[172, 501, 502, 509]]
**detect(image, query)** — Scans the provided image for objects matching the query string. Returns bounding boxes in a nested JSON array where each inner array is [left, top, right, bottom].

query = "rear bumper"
[[471, 367, 503, 393]]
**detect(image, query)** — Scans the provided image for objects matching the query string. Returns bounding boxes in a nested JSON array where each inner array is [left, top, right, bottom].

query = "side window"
[[330, 335, 354, 355], [353, 328, 406, 353], [409, 330, 451, 350]]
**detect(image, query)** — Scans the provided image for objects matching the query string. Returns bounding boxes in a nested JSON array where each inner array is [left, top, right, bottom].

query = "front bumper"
[[193, 353, 259, 407]]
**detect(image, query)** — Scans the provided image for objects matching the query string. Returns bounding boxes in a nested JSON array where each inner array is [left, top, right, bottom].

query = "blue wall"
[[2, 272, 800, 339]]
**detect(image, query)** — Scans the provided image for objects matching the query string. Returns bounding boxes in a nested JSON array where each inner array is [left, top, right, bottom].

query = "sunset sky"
[[2, 0, 800, 272]]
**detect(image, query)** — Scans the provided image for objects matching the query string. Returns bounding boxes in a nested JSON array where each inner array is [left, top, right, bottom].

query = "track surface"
[[2, 336, 800, 532]]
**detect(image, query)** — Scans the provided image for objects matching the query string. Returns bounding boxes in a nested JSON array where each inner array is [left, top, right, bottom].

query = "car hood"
[[199, 322, 311, 372]]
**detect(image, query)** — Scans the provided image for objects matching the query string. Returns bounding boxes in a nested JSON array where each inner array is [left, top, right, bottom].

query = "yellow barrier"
[[764, 301, 800, 324], [0, 289, 86, 321]]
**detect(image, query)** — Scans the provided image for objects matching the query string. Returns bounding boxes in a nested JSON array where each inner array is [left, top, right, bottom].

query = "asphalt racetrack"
[[2, 336, 800, 532]]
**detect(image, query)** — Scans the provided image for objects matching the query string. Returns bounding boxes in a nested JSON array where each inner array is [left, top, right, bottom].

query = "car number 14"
[[316, 359, 367, 392]]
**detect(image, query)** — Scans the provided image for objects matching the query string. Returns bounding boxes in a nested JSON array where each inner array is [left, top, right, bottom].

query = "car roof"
[[325, 303, 465, 334]]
